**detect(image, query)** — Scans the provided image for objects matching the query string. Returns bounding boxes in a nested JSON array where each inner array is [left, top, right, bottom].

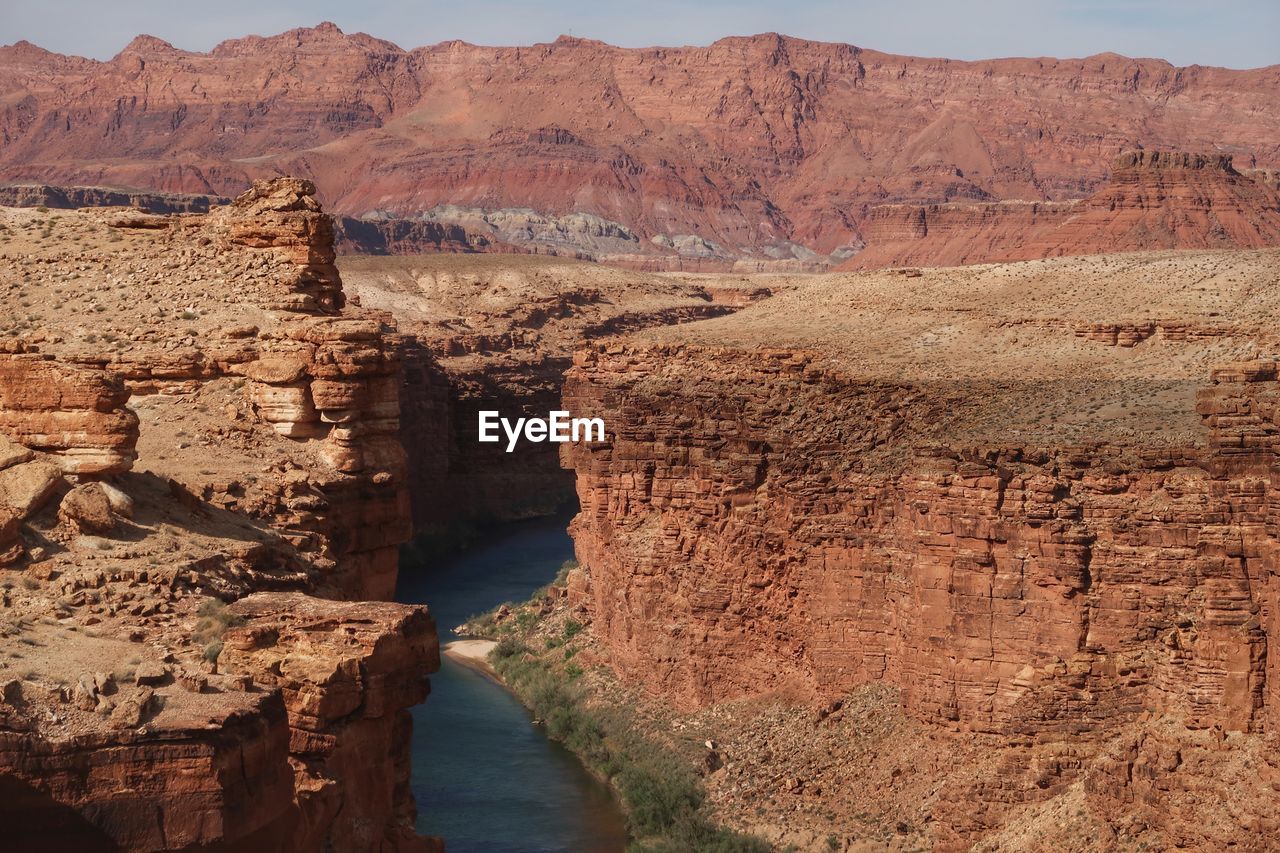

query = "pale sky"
[[1, 0, 1277, 69]]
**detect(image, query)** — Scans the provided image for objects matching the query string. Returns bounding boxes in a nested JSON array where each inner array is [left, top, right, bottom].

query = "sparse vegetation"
[[486, 586, 768, 853], [193, 598, 244, 662]]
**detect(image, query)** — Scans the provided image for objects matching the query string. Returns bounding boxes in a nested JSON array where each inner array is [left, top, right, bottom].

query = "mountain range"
[[2, 22, 1279, 264]]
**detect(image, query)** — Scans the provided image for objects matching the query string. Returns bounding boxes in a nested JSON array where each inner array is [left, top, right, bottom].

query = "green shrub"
[[491, 633, 766, 851], [193, 598, 245, 649], [492, 635, 529, 660], [618, 759, 702, 838], [554, 559, 579, 585]]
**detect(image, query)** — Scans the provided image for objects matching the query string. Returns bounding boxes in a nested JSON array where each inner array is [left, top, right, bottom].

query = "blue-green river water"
[[396, 515, 627, 852]]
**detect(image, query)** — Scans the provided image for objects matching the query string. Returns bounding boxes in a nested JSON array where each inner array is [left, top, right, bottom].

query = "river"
[[395, 514, 628, 853]]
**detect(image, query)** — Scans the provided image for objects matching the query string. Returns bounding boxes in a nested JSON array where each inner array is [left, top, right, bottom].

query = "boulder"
[[134, 662, 168, 687], [58, 483, 117, 535], [0, 458, 62, 519], [108, 687, 154, 729]]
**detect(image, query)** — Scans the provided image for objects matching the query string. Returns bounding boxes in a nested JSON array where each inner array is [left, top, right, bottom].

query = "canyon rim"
[[2, 6, 1280, 853]]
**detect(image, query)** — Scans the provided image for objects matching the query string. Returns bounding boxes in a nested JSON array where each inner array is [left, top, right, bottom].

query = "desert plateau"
[[1, 4, 1280, 852]]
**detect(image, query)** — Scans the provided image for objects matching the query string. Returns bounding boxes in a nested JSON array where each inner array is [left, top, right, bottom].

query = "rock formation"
[[0, 183, 228, 213], [0, 180, 439, 850], [853, 201, 1078, 269], [1025, 151, 1280, 257], [849, 150, 1280, 268], [334, 215, 495, 256], [209, 177, 346, 312], [559, 248, 1280, 847], [3, 25, 1279, 263], [0, 352, 138, 475], [221, 593, 439, 853], [1, 593, 437, 853]]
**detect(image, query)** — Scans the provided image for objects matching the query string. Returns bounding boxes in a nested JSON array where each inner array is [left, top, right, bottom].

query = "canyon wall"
[[0, 183, 228, 213], [3, 25, 1279, 261], [0, 180, 439, 850], [337, 255, 755, 532], [334, 216, 493, 256], [562, 336, 1280, 845], [854, 200, 1077, 269], [2, 593, 438, 853]]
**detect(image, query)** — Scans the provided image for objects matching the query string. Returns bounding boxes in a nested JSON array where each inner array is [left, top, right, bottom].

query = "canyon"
[[0, 178, 768, 850], [4, 166, 1280, 849], [3, 24, 1280, 264], [337, 253, 758, 528], [4, 20, 1280, 851], [560, 248, 1280, 849]]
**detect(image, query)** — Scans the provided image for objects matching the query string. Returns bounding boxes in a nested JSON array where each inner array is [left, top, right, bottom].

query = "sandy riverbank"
[[443, 639, 500, 680]]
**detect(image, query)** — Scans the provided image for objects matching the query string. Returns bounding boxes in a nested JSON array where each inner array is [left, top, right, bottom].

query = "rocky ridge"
[[3, 25, 1279, 263], [0, 183, 228, 214]]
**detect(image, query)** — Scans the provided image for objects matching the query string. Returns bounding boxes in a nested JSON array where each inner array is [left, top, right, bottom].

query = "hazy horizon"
[[1, 0, 1277, 70]]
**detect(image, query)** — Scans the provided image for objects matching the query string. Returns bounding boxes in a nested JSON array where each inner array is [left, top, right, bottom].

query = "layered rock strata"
[[851, 150, 1280, 268], [4, 25, 1279, 261], [0, 351, 138, 475], [209, 177, 346, 313], [334, 215, 494, 256], [564, 345, 1271, 731], [560, 249, 1280, 846], [854, 200, 1077, 268], [0, 183, 228, 213], [0, 180, 437, 850], [1, 593, 437, 853], [221, 593, 439, 853]]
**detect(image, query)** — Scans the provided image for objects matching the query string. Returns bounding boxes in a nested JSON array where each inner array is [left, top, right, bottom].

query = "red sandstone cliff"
[[2, 25, 1279, 261], [849, 150, 1280, 268], [0, 180, 439, 851], [557, 249, 1280, 847], [563, 344, 1280, 847]]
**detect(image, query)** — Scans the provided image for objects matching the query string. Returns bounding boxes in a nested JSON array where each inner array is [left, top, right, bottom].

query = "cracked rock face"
[[560, 247, 1280, 847]]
